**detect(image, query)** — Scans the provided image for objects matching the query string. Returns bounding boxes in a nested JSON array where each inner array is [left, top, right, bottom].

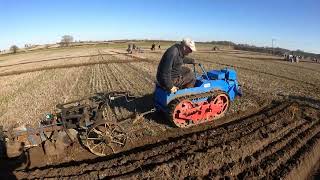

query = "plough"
[[1, 91, 152, 157]]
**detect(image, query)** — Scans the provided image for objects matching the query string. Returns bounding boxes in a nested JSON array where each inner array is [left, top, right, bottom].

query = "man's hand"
[[170, 86, 178, 93]]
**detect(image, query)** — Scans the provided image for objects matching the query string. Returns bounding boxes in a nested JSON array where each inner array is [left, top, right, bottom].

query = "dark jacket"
[[156, 44, 195, 91]]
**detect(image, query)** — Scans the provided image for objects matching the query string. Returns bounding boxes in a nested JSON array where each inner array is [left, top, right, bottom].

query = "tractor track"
[[14, 99, 320, 179]]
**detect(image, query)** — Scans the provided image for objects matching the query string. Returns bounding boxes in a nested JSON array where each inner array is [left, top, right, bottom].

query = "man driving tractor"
[[156, 38, 197, 93]]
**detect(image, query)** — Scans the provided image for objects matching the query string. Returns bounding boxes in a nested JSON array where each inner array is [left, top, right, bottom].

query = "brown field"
[[0, 42, 320, 179]]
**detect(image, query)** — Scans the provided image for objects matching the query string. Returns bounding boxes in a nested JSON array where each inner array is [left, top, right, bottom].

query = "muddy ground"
[[0, 46, 320, 179]]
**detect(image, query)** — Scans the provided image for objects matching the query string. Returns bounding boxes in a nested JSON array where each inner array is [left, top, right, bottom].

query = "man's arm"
[[183, 57, 195, 64]]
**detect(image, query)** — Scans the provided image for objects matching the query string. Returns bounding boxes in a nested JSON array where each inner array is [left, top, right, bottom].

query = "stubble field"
[[0, 43, 320, 179]]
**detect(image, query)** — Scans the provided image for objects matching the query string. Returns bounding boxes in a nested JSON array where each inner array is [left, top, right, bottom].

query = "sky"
[[0, 0, 319, 53]]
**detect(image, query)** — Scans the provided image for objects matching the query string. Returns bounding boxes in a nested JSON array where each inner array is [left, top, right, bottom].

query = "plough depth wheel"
[[84, 121, 127, 156]]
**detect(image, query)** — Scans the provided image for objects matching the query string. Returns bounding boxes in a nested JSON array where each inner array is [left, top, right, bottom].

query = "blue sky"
[[1, 0, 319, 53]]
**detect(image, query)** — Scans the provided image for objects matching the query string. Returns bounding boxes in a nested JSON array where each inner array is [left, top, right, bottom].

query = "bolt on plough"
[[1, 91, 154, 157]]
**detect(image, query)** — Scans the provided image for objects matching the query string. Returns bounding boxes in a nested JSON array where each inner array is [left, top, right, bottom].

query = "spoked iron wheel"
[[210, 93, 230, 120], [85, 121, 127, 156]]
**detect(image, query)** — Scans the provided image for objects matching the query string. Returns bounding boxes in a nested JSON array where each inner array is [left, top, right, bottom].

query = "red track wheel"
[[168, 92, 230, 128], [171, 100, 194, 128], [210, 93, 230, 120]]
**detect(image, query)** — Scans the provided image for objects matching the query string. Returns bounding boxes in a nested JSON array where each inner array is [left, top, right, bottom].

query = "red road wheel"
[[210, 93, 230, 120], [171, 100, 194, 128]]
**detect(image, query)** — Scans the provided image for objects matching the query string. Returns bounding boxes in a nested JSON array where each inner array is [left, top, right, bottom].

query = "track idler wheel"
[[84, 121, 127, 156], [171, 100, 194, 128], [210, 93, 229, 119]]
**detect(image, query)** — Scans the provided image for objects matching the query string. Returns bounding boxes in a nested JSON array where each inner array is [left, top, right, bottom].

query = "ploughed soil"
[[1, 94, 320, 180]]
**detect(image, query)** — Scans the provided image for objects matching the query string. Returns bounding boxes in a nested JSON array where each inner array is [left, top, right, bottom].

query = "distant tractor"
[[212, 46, 219, 51], [127, 43, 143, 54], [312, 58, 319, 63], [154, 64, 242, 128], [151, 43, 156, 51]]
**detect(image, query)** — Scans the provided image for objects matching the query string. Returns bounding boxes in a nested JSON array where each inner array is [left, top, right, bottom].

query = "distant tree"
[[60, 35, 74, 47], [10, 45, 18, 53], [296, 49, 304, 52]]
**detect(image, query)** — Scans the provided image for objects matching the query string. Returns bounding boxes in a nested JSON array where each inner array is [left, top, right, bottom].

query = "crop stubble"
[[1, 48, 320, 179]]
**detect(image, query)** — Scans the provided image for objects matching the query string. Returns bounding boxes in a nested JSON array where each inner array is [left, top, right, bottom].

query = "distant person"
[[132, 43, 136, 50], [151, 43, 156, 51], [156, 38, 197, 93], [292, 55, 297, 63], [288, 54, 293, 62], [127, 44, 133, 54], [158, 44, 161, 49]]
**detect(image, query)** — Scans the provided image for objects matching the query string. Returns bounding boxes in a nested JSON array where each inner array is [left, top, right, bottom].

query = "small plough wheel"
[[85, 121, 127, 156]]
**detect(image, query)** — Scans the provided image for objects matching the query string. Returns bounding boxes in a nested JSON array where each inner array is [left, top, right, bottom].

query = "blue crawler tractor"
[[154, 64, 242, 128]]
